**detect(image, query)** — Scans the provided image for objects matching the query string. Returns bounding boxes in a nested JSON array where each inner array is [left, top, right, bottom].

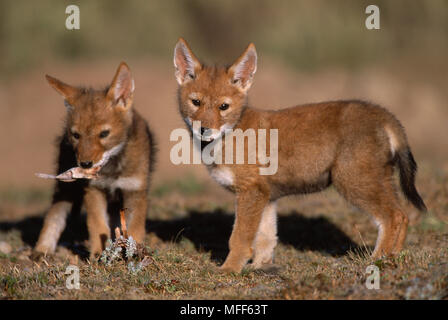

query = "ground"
[[0, 164, 446, 300]]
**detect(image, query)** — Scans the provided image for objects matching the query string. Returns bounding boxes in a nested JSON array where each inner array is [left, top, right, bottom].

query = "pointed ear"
[[45, 75, 80, 107], [228, 43, 257, 92], [107, 62, 135, 109], [174, 38, 201, 85]]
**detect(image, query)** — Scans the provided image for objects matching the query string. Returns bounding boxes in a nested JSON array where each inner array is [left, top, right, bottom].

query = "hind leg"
[[369, 201, 408, 257], [333, 162, 408, 258], [391, 208, 409, 255]]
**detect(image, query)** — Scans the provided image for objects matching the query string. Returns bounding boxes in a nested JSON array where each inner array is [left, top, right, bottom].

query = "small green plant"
[[1, 275, 18, 296], [100, 209, 153, 274], [100, 235, 153, 274], [100, 239, 123, 266]]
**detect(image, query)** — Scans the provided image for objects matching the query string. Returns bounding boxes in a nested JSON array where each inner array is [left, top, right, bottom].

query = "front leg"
[[34, 179, 84, 257], [123, 189, 148, 244], [220, 188, 270, 273], [249, 201, 278, 269], [34, 201, 72, 256], [84, 187, 110, 260]]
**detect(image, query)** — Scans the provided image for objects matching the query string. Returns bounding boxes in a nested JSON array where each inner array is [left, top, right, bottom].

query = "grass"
[[0, 235, 445, 299], [0, 167, 447, 300], [0, 187, 51, 206], [152, 173, 205, 197]]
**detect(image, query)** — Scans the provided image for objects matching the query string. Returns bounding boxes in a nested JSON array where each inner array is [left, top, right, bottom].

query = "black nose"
[[200, 127, 209, 135], [80, 161, 93, 169]]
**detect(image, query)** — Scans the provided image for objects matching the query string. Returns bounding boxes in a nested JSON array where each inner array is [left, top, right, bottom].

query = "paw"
[[89, 238, 106, 262], [89, 244, 104, 262], [371, 249, 392, 260], [30, 249, 50, 261], [219, 263, 243, 274], [89, 250, 102, 262], [250, 254, 274, 268], [31, 245, 54, 261]]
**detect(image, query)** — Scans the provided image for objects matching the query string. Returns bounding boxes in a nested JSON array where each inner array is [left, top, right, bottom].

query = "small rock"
[[0, 241, 12, 254]]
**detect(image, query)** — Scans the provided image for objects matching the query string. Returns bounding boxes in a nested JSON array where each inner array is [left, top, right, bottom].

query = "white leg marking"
[[251, 201, 278, 268], [35, 201, 72, 253], [91, 176, 143, 192], [112, 176, 143, 191], [372, 217, 385, 257]]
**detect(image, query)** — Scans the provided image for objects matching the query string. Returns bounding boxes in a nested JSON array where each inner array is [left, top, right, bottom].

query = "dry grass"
[[0, 165, 446, 300]]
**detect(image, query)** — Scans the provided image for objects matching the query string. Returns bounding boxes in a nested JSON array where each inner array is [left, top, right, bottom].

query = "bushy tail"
[[396, 148, 427, 212]]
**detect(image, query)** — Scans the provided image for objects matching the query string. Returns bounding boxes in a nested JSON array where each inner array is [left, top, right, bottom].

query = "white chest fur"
[[209, 166, 234, 187], [90, 176, 143, 192]]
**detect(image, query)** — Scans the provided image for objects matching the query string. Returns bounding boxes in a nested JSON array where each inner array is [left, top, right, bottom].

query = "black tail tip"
[[397, 149, 427, 212], [412, 196, 428, 213]]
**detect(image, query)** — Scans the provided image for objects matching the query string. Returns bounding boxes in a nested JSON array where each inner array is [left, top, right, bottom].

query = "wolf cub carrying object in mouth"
[[173, 38, 426, 273], [34, 62, 155, 260]]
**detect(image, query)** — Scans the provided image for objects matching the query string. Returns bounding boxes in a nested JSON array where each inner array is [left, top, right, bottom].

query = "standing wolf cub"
[[34, 62, 155, 259], [174, 38, 426, 273]]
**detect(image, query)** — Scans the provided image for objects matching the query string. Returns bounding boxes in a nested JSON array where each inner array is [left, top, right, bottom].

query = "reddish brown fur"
[[34, 63, 155, 259], [174, 38, 426, 273]]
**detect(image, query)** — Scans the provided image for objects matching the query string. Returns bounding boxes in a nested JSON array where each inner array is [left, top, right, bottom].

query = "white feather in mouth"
[[35, 142, 125, 182], [36, 166, 100, 182]]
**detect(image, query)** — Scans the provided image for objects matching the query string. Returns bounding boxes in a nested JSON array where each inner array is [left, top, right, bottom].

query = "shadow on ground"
[[0, 209, 360, 262], [0, 211, 90, 258], [149, 209, 361, 262]]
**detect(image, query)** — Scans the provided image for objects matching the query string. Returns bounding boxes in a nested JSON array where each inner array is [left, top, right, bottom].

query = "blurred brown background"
[[0, 0, 447, 216]]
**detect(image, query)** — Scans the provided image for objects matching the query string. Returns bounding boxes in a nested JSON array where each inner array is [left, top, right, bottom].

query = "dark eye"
[[72, 132, 80, 139], [219, 103, 230, 111], [191, 99, 201, 107], [99, 130, 110, 138]]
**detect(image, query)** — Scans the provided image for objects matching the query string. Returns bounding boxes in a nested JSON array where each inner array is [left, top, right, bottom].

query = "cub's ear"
[[45, 75, 80, 108], [228, 43, 257, 93], [174, 38, 201, 85], [107, 62, 135, 109]]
